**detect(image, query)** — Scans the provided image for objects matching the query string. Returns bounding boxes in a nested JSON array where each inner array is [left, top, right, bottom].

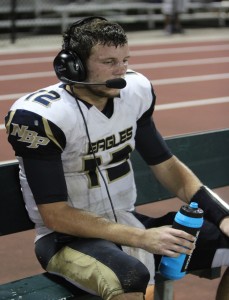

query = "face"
[[84, 43, 130, 99]]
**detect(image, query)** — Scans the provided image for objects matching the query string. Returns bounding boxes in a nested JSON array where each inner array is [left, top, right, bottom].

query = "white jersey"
[[6, 70, 155, 240]]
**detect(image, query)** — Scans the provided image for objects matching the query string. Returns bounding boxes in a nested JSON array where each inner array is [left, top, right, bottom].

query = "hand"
[[142, 226, 196, 257], [219, 216, 229, 237]]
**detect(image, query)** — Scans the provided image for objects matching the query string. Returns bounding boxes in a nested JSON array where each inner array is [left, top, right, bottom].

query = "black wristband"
[[190, 186, 229, 226]]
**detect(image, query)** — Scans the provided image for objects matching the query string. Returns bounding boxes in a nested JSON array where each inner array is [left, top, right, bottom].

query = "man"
[[5, 17, 229, 300]]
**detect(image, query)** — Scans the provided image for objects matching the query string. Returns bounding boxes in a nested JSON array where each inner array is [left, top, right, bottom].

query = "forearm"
[[38, 202, 145, 248], [150, 156, 229, 234], [38, 201, 196, 256], [150, 155, 202, 203]]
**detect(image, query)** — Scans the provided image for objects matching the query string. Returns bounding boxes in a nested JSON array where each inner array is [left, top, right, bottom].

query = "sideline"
[[0, 71, 228, 84], [0, 28, 229, 53], [1, 47, 229, 65]]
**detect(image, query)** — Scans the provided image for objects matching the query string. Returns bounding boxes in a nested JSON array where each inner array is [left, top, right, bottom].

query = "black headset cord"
[[71, 87, 118, 223]]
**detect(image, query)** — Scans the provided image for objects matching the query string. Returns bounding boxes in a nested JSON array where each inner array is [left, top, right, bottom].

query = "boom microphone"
[[60, 77, 126, 89], [105, 78, 126, 89]]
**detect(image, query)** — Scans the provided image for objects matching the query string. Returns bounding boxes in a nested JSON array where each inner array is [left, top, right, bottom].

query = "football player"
[[5, 17, 229, 300]]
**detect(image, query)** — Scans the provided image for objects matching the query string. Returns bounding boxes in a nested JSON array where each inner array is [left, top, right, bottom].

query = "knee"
[[119, 258, 150, 294], [102, 259, 150, 300]]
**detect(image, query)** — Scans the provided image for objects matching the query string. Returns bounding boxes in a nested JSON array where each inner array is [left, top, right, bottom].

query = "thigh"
[[35, 233, 150, 299]]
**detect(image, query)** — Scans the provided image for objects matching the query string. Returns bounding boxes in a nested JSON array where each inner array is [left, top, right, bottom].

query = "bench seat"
[[0, 128, 228, 299]]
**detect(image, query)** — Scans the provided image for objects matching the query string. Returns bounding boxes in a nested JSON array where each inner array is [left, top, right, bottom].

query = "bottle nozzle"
[[190, 202, 198, 209]]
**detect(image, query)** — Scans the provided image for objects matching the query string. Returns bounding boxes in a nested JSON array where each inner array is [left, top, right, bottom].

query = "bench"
[[0, 128, 229, 300]]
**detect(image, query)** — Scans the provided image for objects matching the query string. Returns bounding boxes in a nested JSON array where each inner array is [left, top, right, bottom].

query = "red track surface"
[[1, 37, 229, 162], [0, 30, 229, 300]]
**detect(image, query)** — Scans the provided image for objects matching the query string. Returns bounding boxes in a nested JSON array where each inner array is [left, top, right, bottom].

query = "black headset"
[[53, 16, 107, 84]]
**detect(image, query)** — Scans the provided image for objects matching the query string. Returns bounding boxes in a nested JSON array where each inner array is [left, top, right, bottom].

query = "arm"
[[18, 135, 195, 256], [38, 200, 195, 257], [6, 108, 195, 257], [29, 153, 195, 257], [135, 105, 229, 237], [150, 155, 202, 203], [150, 155, 229, 237], [38, 201, 145, 244]]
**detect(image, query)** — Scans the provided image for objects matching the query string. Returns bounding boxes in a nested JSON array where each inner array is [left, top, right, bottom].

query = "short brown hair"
[[63, 17, 128, 63]]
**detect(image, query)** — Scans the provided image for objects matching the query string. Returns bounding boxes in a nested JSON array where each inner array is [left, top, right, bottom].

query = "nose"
[[115, 61, 128, 69], [113, 61, 128, 75]]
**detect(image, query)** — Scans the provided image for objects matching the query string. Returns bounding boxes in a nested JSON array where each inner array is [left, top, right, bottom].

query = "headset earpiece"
[[53, 49, 86, 84], [53, 16, 107, 84]]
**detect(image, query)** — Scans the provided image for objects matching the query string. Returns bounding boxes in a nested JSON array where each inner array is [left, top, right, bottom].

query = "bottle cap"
[[180, 202, 204, 218]]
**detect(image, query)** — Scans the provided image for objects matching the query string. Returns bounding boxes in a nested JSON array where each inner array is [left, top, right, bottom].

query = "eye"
[[103, 60, 114, 66], [101, 59, 129, 67], [123, 59, 129, 66]]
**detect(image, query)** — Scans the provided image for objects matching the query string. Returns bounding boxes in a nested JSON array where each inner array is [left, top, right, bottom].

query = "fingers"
[[172, 228, 196, 243], [160, 240, 194, 257], [162, 247, 193, 258], [144, 227, 196, 256], [171, 242, 194, 255], [164, 228, 196, 256], [174, 235, 195, 250], [160, 239, 195, 257], [160, 225, 196, 243], [161, 249, 181, 257]]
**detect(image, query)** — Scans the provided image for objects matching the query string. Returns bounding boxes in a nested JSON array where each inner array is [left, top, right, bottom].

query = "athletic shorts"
[[35, 211, 229, 299]]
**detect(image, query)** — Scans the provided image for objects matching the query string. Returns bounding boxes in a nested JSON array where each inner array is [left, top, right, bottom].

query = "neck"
[[67, 84, 109, 111]]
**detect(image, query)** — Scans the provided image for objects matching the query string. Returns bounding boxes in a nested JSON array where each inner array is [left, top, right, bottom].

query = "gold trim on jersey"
[[42, 117, 63, 151], [5, 111, 15, 134], [81, 144, 133, 189]]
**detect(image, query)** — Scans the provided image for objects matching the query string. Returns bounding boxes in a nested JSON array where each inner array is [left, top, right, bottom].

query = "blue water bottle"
[[159, 202, 204, 280]]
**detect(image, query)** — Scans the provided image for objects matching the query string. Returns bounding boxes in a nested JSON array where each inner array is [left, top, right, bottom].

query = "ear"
[[53, 49, 86, 83]]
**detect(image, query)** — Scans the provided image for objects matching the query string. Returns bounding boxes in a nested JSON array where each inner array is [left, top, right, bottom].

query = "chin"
[[107, 88, 120, 97], [97, 88, 120, 98], [87, 85, 120, 98]]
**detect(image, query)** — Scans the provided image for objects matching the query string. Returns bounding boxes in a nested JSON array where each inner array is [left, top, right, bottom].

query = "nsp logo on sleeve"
[[10, 123, 50, 149]]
